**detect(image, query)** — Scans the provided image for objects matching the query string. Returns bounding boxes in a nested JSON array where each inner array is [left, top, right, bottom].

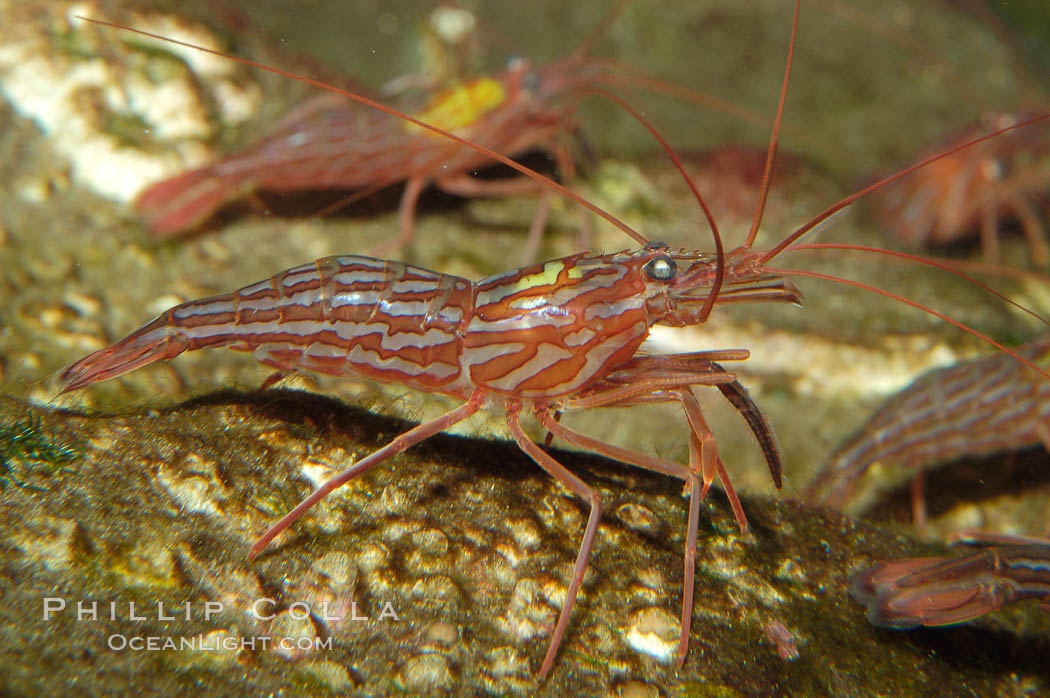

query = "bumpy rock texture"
[[3, 393, 1050, 696]]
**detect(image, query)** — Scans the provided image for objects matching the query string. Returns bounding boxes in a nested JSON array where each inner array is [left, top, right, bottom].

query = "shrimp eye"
[[507, 57, 540, 90], [521, 68, 541, 92], [644, 255, 677, 282]]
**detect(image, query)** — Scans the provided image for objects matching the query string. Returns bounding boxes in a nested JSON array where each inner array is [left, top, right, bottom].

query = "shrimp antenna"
[[743, 0, 799, 251], [748, 109, 1050, 380], [74, 15, 651, 246], [591, 58, 776, 131], [934, 256, 1050, 286], [788, 243, 1050, 327], [571, 0, 634, 59], [763, 264, 1050, 382], [759, 113, 1050, 265]]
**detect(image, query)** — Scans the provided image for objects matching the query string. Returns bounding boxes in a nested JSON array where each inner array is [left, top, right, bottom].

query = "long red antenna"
[[743, 0, 800, 250], [788, 243, 1050, 327], [759, 113, 1050, 265], [762, 265, 1050, 382], [571, 0, 634, 59]]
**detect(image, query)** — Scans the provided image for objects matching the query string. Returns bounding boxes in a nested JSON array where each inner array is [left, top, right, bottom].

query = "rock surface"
[[3, 392, 1050, 696]]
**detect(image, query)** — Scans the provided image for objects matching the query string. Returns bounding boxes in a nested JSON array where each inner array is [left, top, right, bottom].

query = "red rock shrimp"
[[871, 112, 1050, 266], [833, 0, 1050, 266], [128, 3, 780, 263], [131, 1, 751, 263], [134, 54, 595, 257]]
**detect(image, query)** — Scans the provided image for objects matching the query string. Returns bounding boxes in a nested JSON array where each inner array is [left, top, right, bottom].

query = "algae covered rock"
[[1, 392, 1049, 696]]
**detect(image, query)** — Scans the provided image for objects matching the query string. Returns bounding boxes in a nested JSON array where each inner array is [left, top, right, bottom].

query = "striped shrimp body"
[[59, 246, 799, 401], [852, 538, 1050, 629], [58, 243, 798, 678], [135, 49, 604, 259], [804, 337, 1050, 524]]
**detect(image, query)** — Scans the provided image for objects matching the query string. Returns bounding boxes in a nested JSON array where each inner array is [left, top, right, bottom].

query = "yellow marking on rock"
[[407, 78, 506, 135]]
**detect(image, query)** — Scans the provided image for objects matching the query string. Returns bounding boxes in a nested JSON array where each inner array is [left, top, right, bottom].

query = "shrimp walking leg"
[[249, 395, 485, 558], [535, 408, 705, 668], [506, 406, 602, 680]]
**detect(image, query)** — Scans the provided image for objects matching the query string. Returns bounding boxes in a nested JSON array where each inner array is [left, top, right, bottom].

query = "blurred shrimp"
[[135, 54, 601, 262], [852, 535, 1050, 629], [804, 336, 1050, 525], [871, 113, 1050, 266]]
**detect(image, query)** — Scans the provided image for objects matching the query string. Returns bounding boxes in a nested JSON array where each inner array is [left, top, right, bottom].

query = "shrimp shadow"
[[174, 385, 688, 504], [173, 386, 699, 571], [859, 446, 1050, 528], [878, 620, 1050, 685]]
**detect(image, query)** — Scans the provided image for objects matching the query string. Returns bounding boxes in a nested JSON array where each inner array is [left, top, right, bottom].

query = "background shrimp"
[[133, 51, 597, 262], [804, 336, 1050, 533], [835, 0, 1050, 267], [125, 2, 781, 262], [869, 113, 1050, 267], [851, 535, 1050, 629]]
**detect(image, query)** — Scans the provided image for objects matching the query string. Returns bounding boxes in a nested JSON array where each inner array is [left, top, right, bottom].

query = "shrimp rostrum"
[[57, 243, 799, 678]]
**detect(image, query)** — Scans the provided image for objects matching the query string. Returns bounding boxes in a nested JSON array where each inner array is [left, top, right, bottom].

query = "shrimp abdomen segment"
[[57, 315, 190, 393], [58, 256, 474, 394], [270, 256, 473, 390]]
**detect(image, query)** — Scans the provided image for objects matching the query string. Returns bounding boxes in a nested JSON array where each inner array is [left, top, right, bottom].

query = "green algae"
[[0, 414, 80, 491]]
